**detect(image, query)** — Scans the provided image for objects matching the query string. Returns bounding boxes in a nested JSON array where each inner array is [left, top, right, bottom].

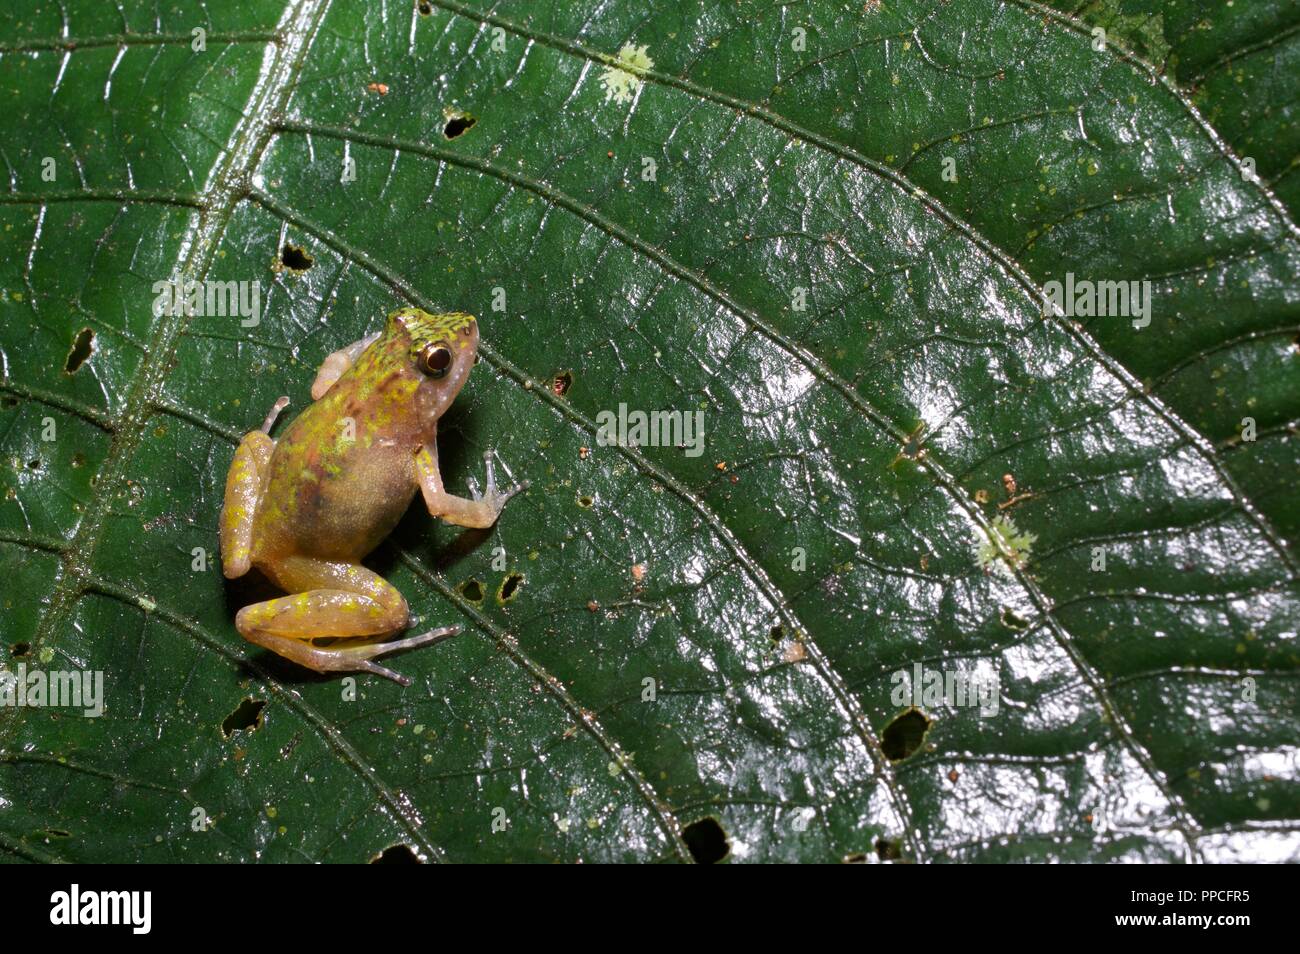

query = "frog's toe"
[[477, 449, 529, 508], [338, 625, 462, 686], [260, 395, 290, 434]]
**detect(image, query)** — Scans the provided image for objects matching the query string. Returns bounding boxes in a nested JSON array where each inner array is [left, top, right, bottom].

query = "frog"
[[219, 307, 527, 686]]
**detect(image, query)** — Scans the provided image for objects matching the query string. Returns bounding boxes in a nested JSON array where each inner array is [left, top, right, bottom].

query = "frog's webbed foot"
[[466, 450, 530, 515], [417, 447, 529, 529]]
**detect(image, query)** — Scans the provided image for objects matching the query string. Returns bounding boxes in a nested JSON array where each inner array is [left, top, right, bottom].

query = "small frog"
[[219, 308, 526, 685]]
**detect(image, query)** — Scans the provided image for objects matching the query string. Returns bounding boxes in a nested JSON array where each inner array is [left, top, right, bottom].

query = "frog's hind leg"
[[236, 556, 459, 686], [220, 396, 288, 579]]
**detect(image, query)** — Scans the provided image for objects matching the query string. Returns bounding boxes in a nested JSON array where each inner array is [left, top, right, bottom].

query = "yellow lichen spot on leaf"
[[973, 515, 1037, 579], [600, 43, 653, 105]]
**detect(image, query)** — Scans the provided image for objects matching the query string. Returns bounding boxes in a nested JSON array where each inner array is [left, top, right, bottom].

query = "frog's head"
[[387, 307, 480, 415]]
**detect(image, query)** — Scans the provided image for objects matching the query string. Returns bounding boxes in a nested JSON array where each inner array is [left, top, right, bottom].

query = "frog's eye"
[[420, 344, 453, 378]]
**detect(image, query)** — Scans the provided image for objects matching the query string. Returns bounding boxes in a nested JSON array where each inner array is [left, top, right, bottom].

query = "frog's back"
[[251, 364, 425, 565]]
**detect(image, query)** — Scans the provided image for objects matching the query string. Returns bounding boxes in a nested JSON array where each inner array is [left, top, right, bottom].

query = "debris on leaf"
[[997, 470, 1033, 509], [367, 82, 389, 95]]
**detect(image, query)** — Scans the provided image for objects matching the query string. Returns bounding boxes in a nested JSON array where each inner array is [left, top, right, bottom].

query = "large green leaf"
[[0, 0, 1296, 863]]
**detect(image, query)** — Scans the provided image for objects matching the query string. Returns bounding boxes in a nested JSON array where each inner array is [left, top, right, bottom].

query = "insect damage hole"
[[682, 816, 730, 864], [442, 110, 477, 140], [416, 0, 433, 15], [64, 328, 95, 374], [221, 697, 267, 737], [371, 843, 422, 863], [458, 577, 485, 604], [881, 707, 931, 762], [875, 836, 903, 861], [497, 572, 524, 604], [279, 242, 314, 271]]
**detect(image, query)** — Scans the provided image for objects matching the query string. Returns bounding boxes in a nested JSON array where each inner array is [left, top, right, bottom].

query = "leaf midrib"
[[0, 0, 431, 859]]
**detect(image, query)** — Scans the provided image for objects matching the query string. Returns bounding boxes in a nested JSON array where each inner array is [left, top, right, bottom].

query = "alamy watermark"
[[595, 402, 705, 457], [50, 884, 150, 934], [151, 275, 262, 327], [0, 664, 104, 717], [890, 662, 1000, 717], [1042, 272, 1152, 329]]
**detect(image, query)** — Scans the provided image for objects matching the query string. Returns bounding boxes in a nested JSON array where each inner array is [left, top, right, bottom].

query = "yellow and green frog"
[[219, 308, 525, 685]]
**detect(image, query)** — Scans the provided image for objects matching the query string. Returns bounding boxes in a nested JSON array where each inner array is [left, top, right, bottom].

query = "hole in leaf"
[[442, 112, 477, 139], [27, 459, 40, 470], [875, 836, 903, 861], [497, 572, 524, 604], [372, 843, 421, 863], [898, 423, 927, 461], [552, 370, 573, 396], [881, 707, 930, 762], [1000, 606, 1029, 630], [221, 697, 267, 737], [843, 851, 869, 864], [71, 452, 85, 468], [11, 642, 30, 658], [768, 624, 785, 644], [577, 494, 593, 508], [64, 327, 95, 374], [280, 242, 314, 271], [416, 0, 432, 15], [459, 578, 485, 604], [43, 828, 72, 838], [682, 816, 729, 864]]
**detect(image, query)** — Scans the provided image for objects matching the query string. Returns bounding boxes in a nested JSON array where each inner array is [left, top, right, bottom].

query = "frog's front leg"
[[416, 445, 528, 529], [310, 331, 381, 399], [220, 396, 289, 579], [236, 555, 458, 686]]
